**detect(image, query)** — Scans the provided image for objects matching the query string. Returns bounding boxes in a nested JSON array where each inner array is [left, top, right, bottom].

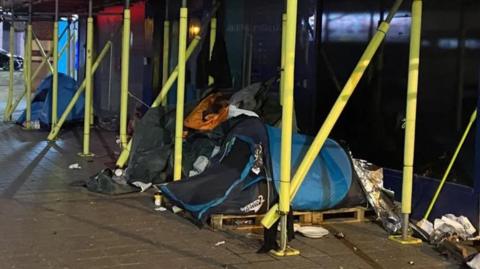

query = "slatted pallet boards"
[[210, 207, 370, 231]]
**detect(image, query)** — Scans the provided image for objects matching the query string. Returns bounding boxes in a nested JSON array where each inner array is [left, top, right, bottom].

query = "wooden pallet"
[[210, 207, 369, 231]]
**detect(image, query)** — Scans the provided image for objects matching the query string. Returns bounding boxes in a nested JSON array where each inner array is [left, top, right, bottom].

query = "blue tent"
[[267, 126, 353, 211], [17, 73, 84, 128]]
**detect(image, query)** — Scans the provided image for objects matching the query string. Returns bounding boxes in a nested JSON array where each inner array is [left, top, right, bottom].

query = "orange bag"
[[184, 93, 229, 131]]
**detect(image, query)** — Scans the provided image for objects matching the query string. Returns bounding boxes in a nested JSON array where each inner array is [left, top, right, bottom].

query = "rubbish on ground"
[[296, 226, 329, 239], [154, 207, 167, 212], [131, 181, 152, 192], [408, 261, 415, 265], [416, 219, 434, 235], [468, 236, 480, 241], [417, 214, 477, 244], [293, 223, 301, 232], [418, 215, 480, 265], [172, 206, 183, 214], [68, 163, 82, 170], [438, 238, 478, 263], [410, 221, 430, 241], [86, 169, 140, 194], [215, 241, 226, 246], [454, 215, 476, 236], [335, 232, 345, 239], [111, 174, 128, 185], [29, 120, 41, 130], [114, 169, 124, 177], [353, 159, 402, 234]]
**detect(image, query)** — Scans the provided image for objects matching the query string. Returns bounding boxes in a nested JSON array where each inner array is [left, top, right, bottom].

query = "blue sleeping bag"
[[267, 126, 352, 211]]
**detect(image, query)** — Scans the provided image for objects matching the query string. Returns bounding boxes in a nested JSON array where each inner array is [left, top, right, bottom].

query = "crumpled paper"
[[418, 214, 476, 244]]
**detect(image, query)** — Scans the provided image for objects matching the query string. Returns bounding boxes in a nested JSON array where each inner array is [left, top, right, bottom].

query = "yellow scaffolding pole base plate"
[[78, 152, 95, 158], [270, 246, 300, 257], [388, 235, 422, 245]]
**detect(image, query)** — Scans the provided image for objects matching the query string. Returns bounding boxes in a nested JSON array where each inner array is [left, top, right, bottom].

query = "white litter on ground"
[[416, 219, 434, 235], [114, 168, 124, 177], [172, 206, 183, 214], [215, 241, 226, 246], [68, 163, 82, 170], [417, 214, 476, 242], [296, 226, 329, 239], [131, 181, 152, 192]]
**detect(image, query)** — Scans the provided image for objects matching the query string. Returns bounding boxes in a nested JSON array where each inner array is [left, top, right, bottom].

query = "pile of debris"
[[416, 215, 480, 268]]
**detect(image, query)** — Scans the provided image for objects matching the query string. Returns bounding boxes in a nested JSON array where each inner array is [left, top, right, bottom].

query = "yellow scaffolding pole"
[[209, 18, 216, 60], [162, 20, 170, 106], [75, 21, 78, 80], [80, 4, 94, 157], [67, 19, 71, 78], [390, 0, 423, 245], [154, 36, 200, 107], [48, 41, 112, 141], [271, 0, 299, 257], [4, 23, 15, 122], [32, 31, 74, 82], [52, 17, 59, 127], [7, 91, 25, 120], [59, 34, 75, 65], [31, 24, 70, 81], [90, 43, 95, 125], [261, 0, 403, 230], [120, 5, 131, 149], [24, 22, 33, 129], [173, 3, 188, 181], [208, 3, 216, 87], [7, 32, 73, 121], [209, 0, 216, 59], [115, 2, 221, 168], [422, 109, 477, 221], [279, 13, 286, 105], [115, 35, 201, 168], [33, 33, 54, 74]]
